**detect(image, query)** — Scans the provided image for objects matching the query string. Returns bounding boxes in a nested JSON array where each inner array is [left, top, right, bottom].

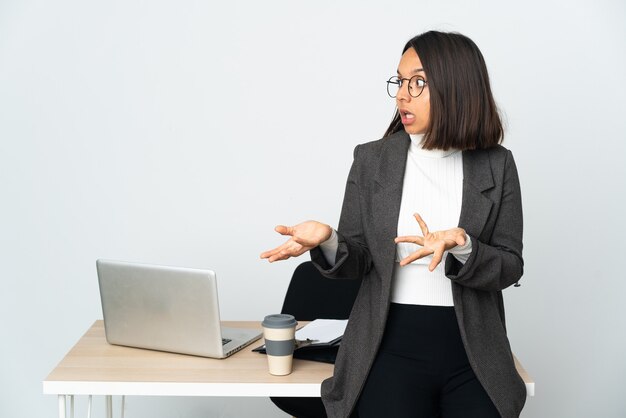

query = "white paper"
[[295, 319, 348, 344]]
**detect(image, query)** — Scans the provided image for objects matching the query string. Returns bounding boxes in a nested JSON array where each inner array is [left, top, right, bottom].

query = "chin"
[[403, 126, 426, 135]]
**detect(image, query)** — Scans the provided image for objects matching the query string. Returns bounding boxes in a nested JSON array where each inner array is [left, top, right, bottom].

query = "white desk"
[[44, 320, 534, 417]]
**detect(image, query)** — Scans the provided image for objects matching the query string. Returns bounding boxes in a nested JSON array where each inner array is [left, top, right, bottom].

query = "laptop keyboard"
[[222, 338, 232, 346]]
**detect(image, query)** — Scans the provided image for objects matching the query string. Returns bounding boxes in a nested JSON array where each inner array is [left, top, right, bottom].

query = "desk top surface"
[[43, 320, 533, 397], [43, 320, 333, 396]]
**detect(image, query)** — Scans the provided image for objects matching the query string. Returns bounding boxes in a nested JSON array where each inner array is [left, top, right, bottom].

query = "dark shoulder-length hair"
[[384, 31, 503, 150]]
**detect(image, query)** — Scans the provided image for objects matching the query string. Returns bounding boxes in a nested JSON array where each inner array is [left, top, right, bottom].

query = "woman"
[[261, 30, 526, 418]]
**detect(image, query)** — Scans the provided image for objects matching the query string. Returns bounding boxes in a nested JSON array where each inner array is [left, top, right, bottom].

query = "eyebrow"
[[397, 68, 425, 76]]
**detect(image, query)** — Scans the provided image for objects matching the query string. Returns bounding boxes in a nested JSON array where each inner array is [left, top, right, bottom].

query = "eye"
[[415, 78, 426, 87], [386, 76, 407, 98]]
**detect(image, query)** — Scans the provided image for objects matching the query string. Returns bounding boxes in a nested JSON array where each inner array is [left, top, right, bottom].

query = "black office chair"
[[270, 261, 361, 418]]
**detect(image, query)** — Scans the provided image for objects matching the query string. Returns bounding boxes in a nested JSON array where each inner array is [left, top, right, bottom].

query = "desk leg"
[[106, 395, 112, 418], [58, 395, 66, 418]]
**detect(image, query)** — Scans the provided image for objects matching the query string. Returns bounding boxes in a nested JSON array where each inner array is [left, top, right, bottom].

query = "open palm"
[[395, 213, 467, 271], [260, 221, 332, 263]]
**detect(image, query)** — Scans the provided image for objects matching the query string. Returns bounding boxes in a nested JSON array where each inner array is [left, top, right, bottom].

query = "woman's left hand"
[[394, 213, 467, 271]]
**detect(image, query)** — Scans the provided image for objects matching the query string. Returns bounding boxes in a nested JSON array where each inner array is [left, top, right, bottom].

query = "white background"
[[1, 1, 625, 417]]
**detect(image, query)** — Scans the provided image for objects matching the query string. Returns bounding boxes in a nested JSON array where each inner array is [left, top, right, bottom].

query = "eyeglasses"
[[386, 75, 428, 98]]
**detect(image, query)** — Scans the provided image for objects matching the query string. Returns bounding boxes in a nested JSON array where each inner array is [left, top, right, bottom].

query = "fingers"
[[413, 213, 429, 236], [259, 226, 297, 262], [262, 223, 325, 262], [399, 248, 432, 267], [399, 248, 444, 270], [291, 234, 318, 247], [259, 244, 284, 260], [267, 249, 297, 263], [442, 229, 466, 250], [274, 225, 294, 236], [260, 235, 309, 262], [455, 228, 467, 246], [261, 243, 305, 262], [455, 234, 466, 247], [259, 242, 291, 260], [396, 218, 461, 271], [429, 248, 444, 272], [394, 235, 425, 246]]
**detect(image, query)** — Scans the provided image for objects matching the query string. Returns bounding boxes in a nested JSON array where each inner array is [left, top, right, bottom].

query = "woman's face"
[[396, 47, 430, 135]]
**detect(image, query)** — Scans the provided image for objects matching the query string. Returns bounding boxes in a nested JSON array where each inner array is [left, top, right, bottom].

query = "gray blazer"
[[310, 130, 526, 418]]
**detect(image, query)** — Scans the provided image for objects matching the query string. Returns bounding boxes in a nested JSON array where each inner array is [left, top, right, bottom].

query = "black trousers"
[[355, 303, 501, 418], [270, 396, 327, 418]]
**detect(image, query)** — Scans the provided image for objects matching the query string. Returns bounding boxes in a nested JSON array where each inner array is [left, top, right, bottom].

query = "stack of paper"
[[295, 319, 348, 346]]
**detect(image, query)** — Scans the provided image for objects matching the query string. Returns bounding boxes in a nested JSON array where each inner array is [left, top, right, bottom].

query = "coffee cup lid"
[[262, 314, 297, 329]]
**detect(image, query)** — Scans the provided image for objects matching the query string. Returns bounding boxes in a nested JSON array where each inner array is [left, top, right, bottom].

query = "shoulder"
[[486, 144, 519, 175], [352, 130, 409, 160], [358, 130, 407, 150], [461, 144, 521, 191], [467, 143, 510, 158], [465, 143, 515, 170], [486, 143, 512, 160]]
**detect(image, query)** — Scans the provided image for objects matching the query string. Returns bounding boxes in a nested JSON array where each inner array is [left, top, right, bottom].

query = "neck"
[[408, 134, 459, 158]]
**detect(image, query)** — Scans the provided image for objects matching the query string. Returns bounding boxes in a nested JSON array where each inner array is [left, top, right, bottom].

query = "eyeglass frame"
[[386, 75, 428, 98]]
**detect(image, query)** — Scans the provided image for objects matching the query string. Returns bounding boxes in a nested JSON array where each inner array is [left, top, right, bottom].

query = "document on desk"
[[253, 319, 348, 355], [296, 319, 348, 346]]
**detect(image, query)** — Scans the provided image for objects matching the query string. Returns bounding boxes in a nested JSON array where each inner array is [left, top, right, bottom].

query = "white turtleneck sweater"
[[319, 133, 472, 306]]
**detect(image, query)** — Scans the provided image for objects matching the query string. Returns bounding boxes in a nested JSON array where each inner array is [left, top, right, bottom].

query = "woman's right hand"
[[260, 221, 332, 263]]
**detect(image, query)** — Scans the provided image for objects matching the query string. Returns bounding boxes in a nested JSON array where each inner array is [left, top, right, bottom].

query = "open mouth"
[[400, 109, 415, 123]]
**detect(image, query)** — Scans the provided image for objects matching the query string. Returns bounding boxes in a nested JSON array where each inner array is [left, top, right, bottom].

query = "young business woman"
[[261, 31, 526, 418]]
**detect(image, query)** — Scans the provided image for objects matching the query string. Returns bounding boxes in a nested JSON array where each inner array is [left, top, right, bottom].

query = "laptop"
[[96, 259, 262, 358]]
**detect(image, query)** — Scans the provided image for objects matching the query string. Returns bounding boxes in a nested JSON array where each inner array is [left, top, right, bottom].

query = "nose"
[[396, 80, 411, 102]]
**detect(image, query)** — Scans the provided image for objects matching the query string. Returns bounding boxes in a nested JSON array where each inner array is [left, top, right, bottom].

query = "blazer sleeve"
[[445, 149, 524, 291], [310, 145, 373, 279]]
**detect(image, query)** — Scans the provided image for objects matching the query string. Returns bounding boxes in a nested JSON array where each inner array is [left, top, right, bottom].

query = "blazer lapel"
[[459, 149, 494, 240], [371, 132, 410, 284]]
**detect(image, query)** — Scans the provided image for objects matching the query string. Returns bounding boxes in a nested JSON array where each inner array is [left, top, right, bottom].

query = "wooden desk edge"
[[43, 321, 535, 397], [513, 355, 535, 396]]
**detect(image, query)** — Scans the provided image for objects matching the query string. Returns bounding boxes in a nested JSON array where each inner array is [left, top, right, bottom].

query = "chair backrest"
[[280, 261, 362, 321]]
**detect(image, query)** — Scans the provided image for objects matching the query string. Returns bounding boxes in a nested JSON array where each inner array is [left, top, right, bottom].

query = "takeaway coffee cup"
[[262, 314, 298, 375]]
